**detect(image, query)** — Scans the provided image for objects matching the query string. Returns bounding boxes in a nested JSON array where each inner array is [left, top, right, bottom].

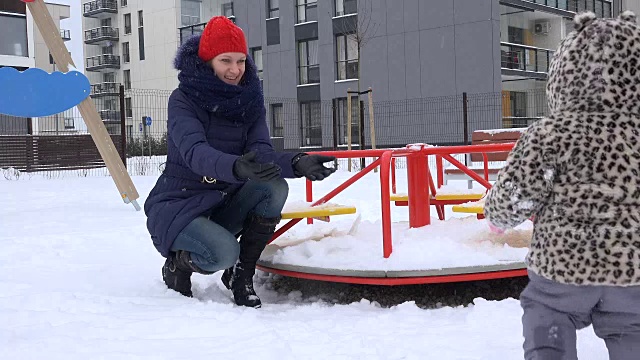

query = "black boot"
[[221, 214, 280, 308], [162, 250, 212, 297]]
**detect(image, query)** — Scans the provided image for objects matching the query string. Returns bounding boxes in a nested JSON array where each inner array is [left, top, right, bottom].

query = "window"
[[64, 117, 75, 130], [271, 104, 283, 137], [125, 97, 133, 118], [138, 10, 145, 60], [121, 0, 128, 6], [335, 0, 356, 16], [300, 101, 322, 146], [124, 70, 131, 89], [222, 2, 234, 17], [251, 47, 263, 80], [122, 42, 130, 63], [298, 39, 319, 85], [267, 0, 279, 18], [103, 72, 116, 82], [336, 97, 359, 145], [124, 13, 131, 34], [0, 14, 27, 56], [336, 34, 358, 80], [0, 1, 27, 14], [181, 0, 201, 26], [101, 18, 111, 27], [296, 0, 317, 23], [602, 0, 612, 18]]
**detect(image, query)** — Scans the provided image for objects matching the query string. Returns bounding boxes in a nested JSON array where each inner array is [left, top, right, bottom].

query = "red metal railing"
[[272, 143, 516, 259]]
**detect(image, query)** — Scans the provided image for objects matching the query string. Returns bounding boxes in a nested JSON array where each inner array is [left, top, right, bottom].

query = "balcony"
[[512, 0, 612, 17], [83, 0, 118, 19], [501, 42, 553, 80], [84, 26, 119, 45], [91, 82, 120, 97], [60, 29, 71, 41], [178, 22, 206, 46], [98, 109, 121, 123], [85, 54, 120, 72]]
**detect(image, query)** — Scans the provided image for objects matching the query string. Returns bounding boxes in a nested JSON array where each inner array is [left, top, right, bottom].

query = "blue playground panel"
[[0, 67, 91, 117]]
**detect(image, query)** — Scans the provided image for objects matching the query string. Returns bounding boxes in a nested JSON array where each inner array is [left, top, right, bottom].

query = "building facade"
[[81, 0, 625, 149], [81, 0, 232, 137]]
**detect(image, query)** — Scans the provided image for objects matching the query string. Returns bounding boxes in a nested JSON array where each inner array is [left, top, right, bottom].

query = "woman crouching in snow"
[[485, 11, 640, 360], [144, 16, 336, 308]]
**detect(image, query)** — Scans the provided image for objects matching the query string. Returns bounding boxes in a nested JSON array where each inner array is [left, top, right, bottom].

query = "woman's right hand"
[[233, 151, 281, 181]]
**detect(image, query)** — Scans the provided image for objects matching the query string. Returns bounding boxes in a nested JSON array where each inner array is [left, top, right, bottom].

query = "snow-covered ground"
[[1, 168, 608, 359]]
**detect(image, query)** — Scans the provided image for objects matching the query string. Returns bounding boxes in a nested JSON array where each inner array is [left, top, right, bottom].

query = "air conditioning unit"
[[534, 20, 550, 35]]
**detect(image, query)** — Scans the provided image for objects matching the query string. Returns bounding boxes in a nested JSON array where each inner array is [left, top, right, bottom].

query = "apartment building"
[[0, 0, 72, 135], [81, 0, 626, 149], [500, 0, 615, 127], [181, 0, 623, 149], [81, 0, 232, 136]]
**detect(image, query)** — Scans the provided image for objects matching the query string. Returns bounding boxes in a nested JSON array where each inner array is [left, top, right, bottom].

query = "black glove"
[[233, 151, 281, 182], [293, 154, 337, 181]]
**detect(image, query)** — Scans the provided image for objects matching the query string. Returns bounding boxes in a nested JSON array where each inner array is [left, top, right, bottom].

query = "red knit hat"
[[198, 16, 247, 63]]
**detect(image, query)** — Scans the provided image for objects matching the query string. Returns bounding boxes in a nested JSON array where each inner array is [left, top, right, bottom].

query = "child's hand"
[[488, 222, 505, 234]]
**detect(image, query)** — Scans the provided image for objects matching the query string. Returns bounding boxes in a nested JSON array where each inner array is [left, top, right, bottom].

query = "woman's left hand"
[[294, 154, 337, 181]]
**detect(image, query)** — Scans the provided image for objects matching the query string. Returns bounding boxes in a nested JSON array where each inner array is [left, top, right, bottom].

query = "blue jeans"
[[170, 178, 288, 272]]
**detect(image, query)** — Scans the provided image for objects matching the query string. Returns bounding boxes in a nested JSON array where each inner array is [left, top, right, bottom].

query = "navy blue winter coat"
[[144, 35, 299, 257]]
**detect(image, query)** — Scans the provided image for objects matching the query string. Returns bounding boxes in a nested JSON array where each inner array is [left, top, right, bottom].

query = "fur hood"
[[547, 11, 640, 115]]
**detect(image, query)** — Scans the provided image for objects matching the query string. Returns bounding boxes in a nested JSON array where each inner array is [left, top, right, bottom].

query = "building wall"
[[240, 0, 501, 101], [83, 0, 180, 90], [0, 0, 35, 135], [234, 0, 503, 149], [31, 2, 71, 134], [0, 0, 35, 69], [34, 3, 70, 72], [622, 0, 640, 13]]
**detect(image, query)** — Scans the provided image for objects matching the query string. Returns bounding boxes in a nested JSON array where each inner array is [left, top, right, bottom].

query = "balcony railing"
[[521, 0, 612, 17], [83, 0, 118, 18], [85, 54, 120, 72], [60, 29, 71, 41], [98, 109, 120, 122], [500, 42, 553, 75], [91, 82, 120, 97], [178, 22, 206, 45], [177, 16, 239, 45], [84, 26, 119, 45], [502, 116, 542, 129]]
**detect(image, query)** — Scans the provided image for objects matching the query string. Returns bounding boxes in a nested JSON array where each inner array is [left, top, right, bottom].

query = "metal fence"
[[0, 87, 549, 178]]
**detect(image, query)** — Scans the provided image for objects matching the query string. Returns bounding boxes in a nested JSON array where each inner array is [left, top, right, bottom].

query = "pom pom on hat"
[[573, 12, 597, 31], [198, 16, 247, 63], [619, 10, 637, 23]]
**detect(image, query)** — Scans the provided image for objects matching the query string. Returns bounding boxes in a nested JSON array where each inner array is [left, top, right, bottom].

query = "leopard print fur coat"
[[485, 11, 640, 286]]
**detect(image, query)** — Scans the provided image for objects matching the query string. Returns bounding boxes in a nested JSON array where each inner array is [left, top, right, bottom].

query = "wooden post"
[[347, 88, 352, 172], [25, 0, 140, 210], [368, 87, 376, 172], [119, 84, 127, 169]]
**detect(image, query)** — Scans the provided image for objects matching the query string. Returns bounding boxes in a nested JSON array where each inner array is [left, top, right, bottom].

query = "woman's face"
[[210, 52, 246, 86]]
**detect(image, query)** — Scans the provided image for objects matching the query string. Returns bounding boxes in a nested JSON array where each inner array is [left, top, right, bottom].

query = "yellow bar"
[[452, 205, 485, 214], [390, 194, 408, 202], [281, 205, 357, 219], [434, 193, 484, 201]]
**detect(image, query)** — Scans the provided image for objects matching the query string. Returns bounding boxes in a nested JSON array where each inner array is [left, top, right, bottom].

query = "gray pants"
[[521, 272, 640, 360]]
